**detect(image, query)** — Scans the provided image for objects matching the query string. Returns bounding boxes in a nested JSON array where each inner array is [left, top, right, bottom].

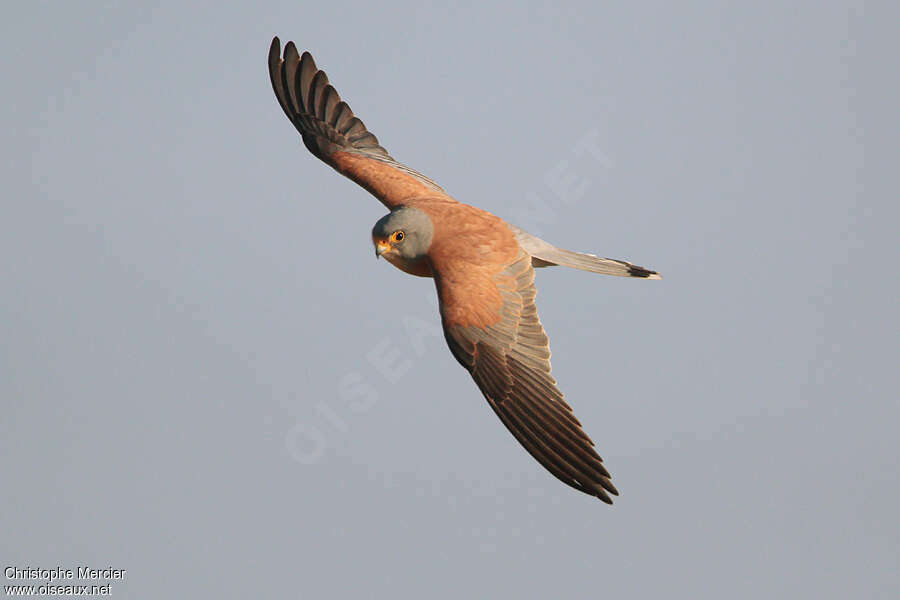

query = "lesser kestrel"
[[268, 37, 660, 503]]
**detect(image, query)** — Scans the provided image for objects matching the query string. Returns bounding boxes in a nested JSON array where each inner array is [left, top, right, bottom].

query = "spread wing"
[[435, 251, 619, 502], [268, 37, 452, 209]]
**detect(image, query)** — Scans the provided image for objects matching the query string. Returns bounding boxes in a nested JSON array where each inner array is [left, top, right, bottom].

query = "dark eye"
[[392, 231, 405, 242]]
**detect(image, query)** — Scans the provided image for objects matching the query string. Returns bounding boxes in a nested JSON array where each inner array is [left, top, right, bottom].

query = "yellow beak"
[[375, 239, 392, 258]]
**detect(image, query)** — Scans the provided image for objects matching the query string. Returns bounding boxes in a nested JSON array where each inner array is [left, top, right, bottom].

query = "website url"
[[5, 584, 111, 596]]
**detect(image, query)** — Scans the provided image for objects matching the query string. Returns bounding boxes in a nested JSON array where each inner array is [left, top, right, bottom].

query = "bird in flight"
[[268, 37, 660, 503]]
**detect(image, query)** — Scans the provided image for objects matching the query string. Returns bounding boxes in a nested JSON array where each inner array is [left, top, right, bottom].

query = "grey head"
[[371, 206, 434, 261]]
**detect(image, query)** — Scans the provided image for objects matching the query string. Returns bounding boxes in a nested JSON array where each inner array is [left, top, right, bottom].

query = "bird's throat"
[[383, 253, 434, 278]]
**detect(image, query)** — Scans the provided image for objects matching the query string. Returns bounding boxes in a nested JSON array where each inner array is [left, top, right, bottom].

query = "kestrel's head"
[[371, 207, 434, 261]]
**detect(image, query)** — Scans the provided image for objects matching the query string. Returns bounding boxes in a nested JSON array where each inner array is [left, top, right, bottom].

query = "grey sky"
[[2, 1, 897, 598]]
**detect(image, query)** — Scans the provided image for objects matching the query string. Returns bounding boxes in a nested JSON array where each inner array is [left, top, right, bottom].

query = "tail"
[[509, 225, 661, 279]]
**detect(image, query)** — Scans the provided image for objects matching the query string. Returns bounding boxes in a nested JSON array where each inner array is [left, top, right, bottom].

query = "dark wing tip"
[[590, 468, 619, 502], [268, 37, 281, 69], [627, 265, 661, 279], [591, 478, 618, 503], [283, 40, 299, 64]]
